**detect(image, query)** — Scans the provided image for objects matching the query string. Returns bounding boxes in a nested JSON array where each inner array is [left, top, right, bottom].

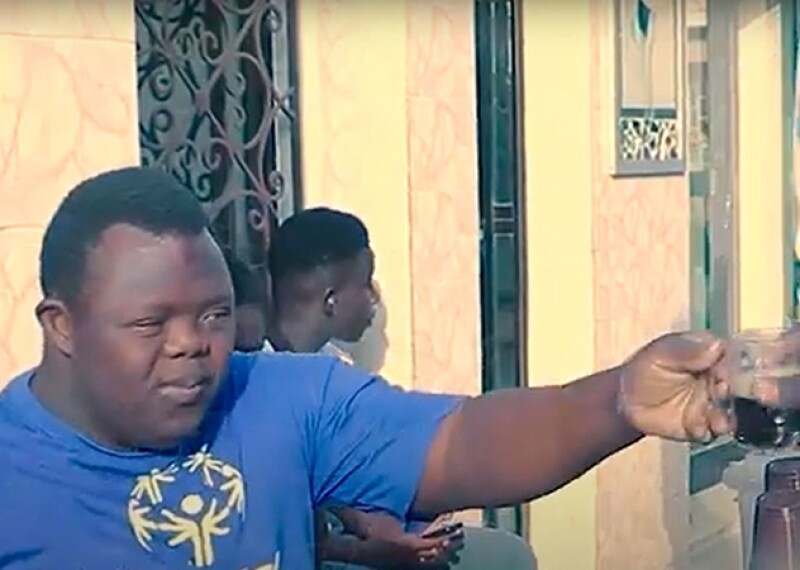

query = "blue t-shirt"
[[0, 352, 461, 569]]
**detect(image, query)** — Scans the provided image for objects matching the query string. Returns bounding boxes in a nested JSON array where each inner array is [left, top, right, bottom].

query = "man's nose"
[[164, 320, 210, 358]]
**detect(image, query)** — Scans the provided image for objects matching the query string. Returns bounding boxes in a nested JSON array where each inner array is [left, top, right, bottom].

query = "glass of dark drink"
[[724, 327, 800, 449], [766, 458, 800, 491], [750, 490, 800, 570]]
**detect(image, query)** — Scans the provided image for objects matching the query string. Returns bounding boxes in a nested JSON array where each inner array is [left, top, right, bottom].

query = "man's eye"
[[132, 319, 163, 332], [202, 308, 232, 323]]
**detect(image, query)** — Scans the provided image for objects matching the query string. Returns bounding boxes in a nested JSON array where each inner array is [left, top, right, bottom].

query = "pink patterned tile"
[[588, 0, 691, 564], [406, 0, 480, 395], [0, 0, 133, 42], [406, 0, 475, 100], [411, 277, 480, 395], [0, 38, 138, 230], [0, 33, 138, 384]]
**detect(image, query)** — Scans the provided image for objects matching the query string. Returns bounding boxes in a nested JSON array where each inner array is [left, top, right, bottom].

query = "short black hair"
[[223, 251, 264, 306], [40, 166, 209, 305], [268, 207, 370, 283]]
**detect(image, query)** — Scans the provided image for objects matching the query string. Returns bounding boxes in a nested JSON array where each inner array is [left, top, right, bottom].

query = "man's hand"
[[619, 331, 731, 442], [322, 508, 463, 569]]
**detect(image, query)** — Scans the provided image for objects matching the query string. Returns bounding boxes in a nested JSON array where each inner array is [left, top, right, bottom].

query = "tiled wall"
[[297, 0, 481, 396], [0, 0, 139, 386], [0, 0, 481, 395], [588, 2, 692, 570], [406, 1, 481, 396]]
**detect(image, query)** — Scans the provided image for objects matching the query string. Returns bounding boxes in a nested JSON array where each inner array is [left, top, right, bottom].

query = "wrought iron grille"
[[135, 0, 301, 269]]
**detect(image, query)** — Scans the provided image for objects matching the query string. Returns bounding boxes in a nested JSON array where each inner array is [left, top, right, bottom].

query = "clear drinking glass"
[[724, 327, 800, 449]]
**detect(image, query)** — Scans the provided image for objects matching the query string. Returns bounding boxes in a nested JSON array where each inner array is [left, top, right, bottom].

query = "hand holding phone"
[[420, 520, 463, 540]]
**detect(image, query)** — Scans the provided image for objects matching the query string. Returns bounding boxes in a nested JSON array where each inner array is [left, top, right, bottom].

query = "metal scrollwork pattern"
[[619, 114, 680, 162], [135, 0, 300, 267]]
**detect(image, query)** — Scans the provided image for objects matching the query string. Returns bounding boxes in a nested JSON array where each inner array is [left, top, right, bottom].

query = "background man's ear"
[[323, 289, 336, 317], [36, 299, 75, 357]]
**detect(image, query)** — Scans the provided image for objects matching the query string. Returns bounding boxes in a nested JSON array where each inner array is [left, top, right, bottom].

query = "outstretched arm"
[[413, 332, 728, 515], [413, 367, 638, 514], [309, 332, 728, 529]]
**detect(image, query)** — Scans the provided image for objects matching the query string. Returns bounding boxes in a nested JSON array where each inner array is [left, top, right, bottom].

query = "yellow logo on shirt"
[[126, 445, 245, 567]]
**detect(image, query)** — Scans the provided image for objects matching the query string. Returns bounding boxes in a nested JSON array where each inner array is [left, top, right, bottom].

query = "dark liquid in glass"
[[766, 459, 800, 492], [734, 397, 800, 448]]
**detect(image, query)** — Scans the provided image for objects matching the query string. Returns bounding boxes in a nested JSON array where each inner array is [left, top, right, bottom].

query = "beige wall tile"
[[0, 32, 139, 383], [0, 0, 134, 42]]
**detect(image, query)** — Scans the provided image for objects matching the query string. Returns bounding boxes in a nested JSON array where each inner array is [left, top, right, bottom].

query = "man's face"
[[234, 303, 266, 352], [65, 225, 235, 450], [330, 249, 377, 343]]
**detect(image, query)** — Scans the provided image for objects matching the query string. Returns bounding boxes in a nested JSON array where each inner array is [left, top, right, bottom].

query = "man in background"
[[264, 207, 376, 362], [223, 252, 267, 352]]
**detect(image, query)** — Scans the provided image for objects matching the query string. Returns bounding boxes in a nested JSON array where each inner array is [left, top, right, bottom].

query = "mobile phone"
[[421, 521, 463, 539]]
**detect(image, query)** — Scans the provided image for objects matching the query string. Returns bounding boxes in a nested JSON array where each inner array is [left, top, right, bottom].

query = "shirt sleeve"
[[311, 359, 463, 520]]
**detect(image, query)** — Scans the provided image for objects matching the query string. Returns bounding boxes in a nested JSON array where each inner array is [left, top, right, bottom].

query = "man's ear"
[[323, 288, 337, 317], [35, 299, 75, 357]]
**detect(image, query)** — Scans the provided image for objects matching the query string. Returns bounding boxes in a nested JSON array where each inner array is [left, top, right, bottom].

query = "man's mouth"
[[159, 378, 210, 405]]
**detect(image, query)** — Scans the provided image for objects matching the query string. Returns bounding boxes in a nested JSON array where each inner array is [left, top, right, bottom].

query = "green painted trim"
[[474, 0, 526, 537]]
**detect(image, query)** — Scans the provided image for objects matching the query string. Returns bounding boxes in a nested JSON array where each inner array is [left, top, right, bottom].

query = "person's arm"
[[310, 332, 724, 523], [316, 534, 357, 565], [412, 332, 729, 515], [318, 534, 417, 569], [316, 508, 460, 569], [309, 359, 635, 520], [314, 509, 363, 566], [412, 367, 641, 515], [318, 525, 458, 569], [318, 534, 404, 569]]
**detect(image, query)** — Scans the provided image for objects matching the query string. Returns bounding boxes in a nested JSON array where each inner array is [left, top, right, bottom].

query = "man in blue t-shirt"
[[0, 167, 737, 569]]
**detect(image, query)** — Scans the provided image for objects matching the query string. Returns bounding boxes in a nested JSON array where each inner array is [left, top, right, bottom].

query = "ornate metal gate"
[[135, 0, 301, 268]]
